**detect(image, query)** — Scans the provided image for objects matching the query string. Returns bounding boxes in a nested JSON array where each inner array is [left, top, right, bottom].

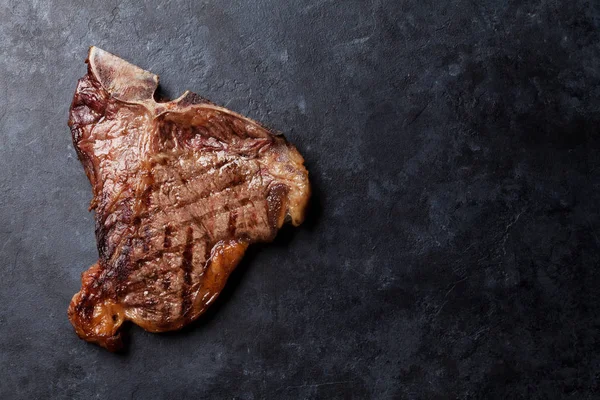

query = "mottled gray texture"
[[1, 0, 600, 398]]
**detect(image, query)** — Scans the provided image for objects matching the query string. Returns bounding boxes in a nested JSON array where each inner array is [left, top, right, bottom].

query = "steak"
[[67, 47, 310, 351]]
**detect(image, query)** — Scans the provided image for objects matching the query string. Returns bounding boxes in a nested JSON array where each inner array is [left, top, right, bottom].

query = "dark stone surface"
[[1, 0, 599, 398]]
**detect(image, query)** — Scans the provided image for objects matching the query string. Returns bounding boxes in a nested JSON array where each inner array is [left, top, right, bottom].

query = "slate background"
[[1, 0, 600, 398]]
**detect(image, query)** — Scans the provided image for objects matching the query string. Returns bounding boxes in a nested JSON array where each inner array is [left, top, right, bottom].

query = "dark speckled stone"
[[1, 0, 599, 398]]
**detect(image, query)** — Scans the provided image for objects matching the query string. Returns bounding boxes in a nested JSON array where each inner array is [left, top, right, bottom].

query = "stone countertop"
[[0, 0, 599, 398]]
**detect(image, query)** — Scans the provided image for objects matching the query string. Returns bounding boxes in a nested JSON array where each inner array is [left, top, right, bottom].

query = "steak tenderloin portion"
[[67, 47, 310, 351]]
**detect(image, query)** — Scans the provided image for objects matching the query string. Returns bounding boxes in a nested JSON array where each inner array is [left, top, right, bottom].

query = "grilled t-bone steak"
[[67, 47, 310, 351]]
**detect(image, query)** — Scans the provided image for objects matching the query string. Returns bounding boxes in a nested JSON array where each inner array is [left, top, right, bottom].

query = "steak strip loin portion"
[[67, 47, 310, 351]]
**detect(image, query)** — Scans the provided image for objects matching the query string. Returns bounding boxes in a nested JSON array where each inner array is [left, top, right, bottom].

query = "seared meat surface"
[[67, 47, 310, 351]]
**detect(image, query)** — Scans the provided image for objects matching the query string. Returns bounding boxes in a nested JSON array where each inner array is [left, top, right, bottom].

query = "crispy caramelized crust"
[[67, 47, 310, 351]]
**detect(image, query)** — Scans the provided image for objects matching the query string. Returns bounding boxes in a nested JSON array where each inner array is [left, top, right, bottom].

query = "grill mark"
[[95, 218, 109, 260], [101, 193, 258, 270], [142, 225, 151, 252], [137, 196, 257, 241], [114, 241, 132, 282], [173, 177, 248, 209], [189, 197, 255, 232], [96, 157, 235, 227], [135, 178, 256, 223], [92, 155, 266, 293], [132, 237, 209, 265], [163, 225, 173, 248], [143, 183, 153, 208], [101, 170, 151, 271], [100, 217, 131, 265], [180, 226, 194, 316], [182, 228, 194, 284]]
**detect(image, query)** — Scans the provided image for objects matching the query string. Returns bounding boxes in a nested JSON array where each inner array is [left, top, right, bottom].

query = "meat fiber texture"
[[67, 47, 310, 351]]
